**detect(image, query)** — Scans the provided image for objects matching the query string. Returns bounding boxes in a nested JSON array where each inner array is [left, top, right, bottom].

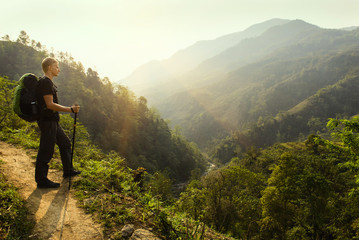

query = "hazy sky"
[[1, 0, 358, 82]]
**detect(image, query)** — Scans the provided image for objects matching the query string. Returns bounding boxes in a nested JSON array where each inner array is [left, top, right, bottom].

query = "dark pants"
[[35, 120, 73, 183]]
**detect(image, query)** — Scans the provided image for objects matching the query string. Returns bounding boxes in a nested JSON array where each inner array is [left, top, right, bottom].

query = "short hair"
[[42, 57, 58, 73]]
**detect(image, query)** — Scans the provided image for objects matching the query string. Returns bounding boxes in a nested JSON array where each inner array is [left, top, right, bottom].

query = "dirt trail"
[[0, 141, 104, 240]]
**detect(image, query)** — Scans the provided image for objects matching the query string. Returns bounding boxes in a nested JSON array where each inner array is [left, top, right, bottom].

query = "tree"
[[316, 117, 359, 237], [1, 35, 10, 41], [260, 152, 300, 239], [177, 180, 206, 220], [148, 171, 173, 201], [16, 31, 30, 46], [180, 166, 265, 239], [0, 76, 24, 129]]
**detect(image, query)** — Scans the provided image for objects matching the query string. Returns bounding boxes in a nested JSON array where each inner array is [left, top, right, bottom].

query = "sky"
[[1, 0, 359, 83]]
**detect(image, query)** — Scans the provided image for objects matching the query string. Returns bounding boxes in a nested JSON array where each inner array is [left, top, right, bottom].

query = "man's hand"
[[71, 105, 80, 113]]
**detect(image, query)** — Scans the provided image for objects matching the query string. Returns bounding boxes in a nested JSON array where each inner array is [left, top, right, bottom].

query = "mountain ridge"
[[127, 20, 327, 106], [122, 18, 290, 94], [153, 23, 359, 148]]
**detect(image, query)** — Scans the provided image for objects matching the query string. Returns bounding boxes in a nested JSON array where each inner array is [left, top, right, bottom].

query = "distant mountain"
[[190, 20, 319, 79], [226, 64, 359, 155], [122, 18, 290, 95], [168, 20, 319, 93], [341, 26, 359, 31], [121, 18, 359, 150], [155, 22, 359, 148], [125, 20, 322, 105], [288, 74, 359, 118]]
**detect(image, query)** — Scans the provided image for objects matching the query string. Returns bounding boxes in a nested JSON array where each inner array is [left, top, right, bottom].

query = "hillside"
[[143, 20, 359, 148], [0, 76, 232, 239], [0, 39, 206, 182], [0, 128, 233, 240], [178, 116, 359, 239]]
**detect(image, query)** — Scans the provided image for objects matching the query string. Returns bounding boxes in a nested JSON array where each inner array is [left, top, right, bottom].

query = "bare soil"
[[0, 141, 104, 240]]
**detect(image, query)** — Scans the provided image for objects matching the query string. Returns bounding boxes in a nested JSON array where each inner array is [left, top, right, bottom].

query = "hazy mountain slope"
[[288, 71, 359, 118], [167, 18, 290, 75], [156, 27, 359, 148], [245, 70, 359, 149], [341, 26, 359, 31], [192, 20, 319, 78], [215, 44, 359, 125], [122, 18, 290, 95], [132, 20, 323, 105]]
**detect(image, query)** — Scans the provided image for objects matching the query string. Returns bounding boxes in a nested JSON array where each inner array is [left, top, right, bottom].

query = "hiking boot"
[[63, 169, 81, 178], [37, 179, 60, 188]]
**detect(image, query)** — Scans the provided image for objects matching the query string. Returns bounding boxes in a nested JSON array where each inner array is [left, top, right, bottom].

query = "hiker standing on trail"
[[35, 57, 81, 188]]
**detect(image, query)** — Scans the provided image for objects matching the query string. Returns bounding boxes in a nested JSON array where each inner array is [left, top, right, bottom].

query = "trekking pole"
[[69, 108, 78, 190], [60, 106, 79, 240]]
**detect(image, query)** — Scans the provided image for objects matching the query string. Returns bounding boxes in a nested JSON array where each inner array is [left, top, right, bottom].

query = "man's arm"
[[43, 95, 80, 113]]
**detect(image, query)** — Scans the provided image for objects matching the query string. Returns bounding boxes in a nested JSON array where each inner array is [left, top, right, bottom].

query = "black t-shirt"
[[36, 76, 60, 121]]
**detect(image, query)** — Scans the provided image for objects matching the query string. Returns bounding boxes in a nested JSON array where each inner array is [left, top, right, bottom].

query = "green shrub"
[[0, 170, 34, 239]]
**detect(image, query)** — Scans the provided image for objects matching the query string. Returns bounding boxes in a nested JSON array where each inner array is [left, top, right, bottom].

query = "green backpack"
[[12, 73, 40, 122]]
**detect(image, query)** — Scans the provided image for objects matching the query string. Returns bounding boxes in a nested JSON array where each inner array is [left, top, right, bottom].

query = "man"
[[36, 57, 81, 188]]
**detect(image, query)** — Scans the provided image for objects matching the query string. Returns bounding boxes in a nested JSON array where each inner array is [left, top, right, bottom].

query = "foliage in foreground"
[[0, 168, 34, 240], [0, 108, 230, 240], [68, 123, 232, 239], [178, 117, 359, 239]]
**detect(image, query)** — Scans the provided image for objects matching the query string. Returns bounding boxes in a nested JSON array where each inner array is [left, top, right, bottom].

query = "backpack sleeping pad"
[[12, 73, 40, 122]]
